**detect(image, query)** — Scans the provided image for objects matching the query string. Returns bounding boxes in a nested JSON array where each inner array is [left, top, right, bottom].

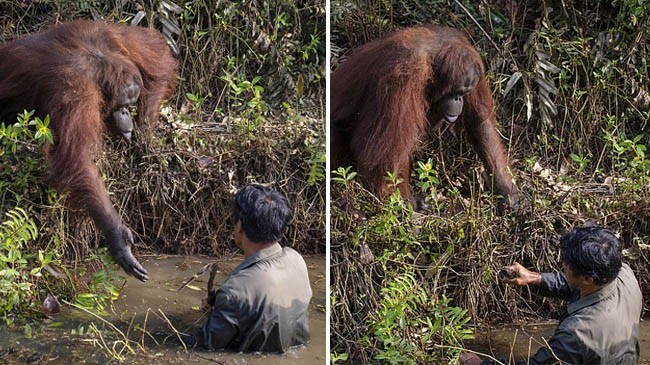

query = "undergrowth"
[[0, 111, 122, 326], [331, 0, 650, 363]]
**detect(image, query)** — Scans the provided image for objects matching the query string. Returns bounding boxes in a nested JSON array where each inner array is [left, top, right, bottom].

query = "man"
[[461, 226, 642, 364], [192, 184, 312, 353]]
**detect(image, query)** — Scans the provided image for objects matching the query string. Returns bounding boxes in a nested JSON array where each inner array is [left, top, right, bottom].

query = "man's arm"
[[503, 263, 577, 301], [197, 290, 239, 350], [535, 272, 576, 301]]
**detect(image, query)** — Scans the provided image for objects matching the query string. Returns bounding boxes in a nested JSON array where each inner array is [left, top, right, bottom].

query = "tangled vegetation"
[[0, 0, 324, 333], [331, 0, 650, 363]]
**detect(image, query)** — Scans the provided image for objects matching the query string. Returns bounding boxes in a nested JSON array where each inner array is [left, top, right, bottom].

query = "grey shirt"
[[522, 263, 642, 364], [197, 243, 312, 353]]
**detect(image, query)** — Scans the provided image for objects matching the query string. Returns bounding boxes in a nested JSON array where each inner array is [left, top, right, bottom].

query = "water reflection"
[[469, 321, 650, 364]]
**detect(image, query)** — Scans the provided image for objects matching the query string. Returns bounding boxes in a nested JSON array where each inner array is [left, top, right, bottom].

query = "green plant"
[[221, 56, 268, 137], [330, 352, 349, 364], [613, 0, 650, 26], [74, 249, 123, 314], [0, 110, 52, 201], [370, 190, 412, 248], [332, 166, 358, 184], [0, 111, 59, 324], [602, 115, 650, 193], [0, 207, 59, 325], [370, 268, 473, 364], [0, 111, 123, 322], [0, 110, 53, 150], [414, 159, 440, 195], [569, 153, 590, 173], [307, 150, 326, 186], [385, 171, 404, 196], [185, 92, 207, 113]]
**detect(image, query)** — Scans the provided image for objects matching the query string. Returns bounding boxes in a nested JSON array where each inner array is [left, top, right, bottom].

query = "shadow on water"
[[468, 320, 650, 364], [0, 255, 326, 364]]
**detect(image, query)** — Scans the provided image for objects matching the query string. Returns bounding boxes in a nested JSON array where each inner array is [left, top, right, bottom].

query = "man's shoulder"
[[619, 263, 636, 281], [281, 246, 306, 260], [220, 246, 311, 299], [226, 246, 307, 281], [617, 263, 642, 296]]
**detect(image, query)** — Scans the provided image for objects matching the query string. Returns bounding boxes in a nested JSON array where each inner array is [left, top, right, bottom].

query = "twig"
[[158, 308, 188, 352], [453, 0, 501, 55], [177, 262, 218, 292]]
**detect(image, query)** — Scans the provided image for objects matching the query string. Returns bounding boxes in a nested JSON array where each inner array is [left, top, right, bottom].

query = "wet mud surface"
[[469, 320, 650, 364], [0, 254, 326, 365]]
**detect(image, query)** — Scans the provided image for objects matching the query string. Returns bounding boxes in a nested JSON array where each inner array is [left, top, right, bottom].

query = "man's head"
[[232, 184, 292, 245], [560, 226, 622, 287]]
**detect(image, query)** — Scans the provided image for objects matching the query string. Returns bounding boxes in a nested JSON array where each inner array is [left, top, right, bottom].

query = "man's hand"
[[201, 297, 212, 312], [201, 289, 217, 312], [501, 262, 542, 286]]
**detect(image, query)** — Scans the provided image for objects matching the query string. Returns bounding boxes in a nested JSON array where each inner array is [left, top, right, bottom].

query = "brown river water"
[[469, 320, 650, 364], [0, 255, 326, 364]]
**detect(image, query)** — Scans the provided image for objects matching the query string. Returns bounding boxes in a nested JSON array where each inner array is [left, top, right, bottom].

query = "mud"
[[0, 255, 326, 365]]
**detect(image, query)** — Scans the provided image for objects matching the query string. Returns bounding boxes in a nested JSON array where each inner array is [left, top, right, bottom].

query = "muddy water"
[[469, 321, 650, 364], [0, 255, 326, 365]]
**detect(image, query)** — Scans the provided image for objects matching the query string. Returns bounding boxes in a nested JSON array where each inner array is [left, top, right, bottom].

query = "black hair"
[[232, 184, 292, 244], [560, 226, 622, 285]]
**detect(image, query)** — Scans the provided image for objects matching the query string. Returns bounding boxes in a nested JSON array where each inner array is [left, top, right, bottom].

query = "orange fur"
[[332, 25, 517, 206], [0, 20, 178, 278]]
